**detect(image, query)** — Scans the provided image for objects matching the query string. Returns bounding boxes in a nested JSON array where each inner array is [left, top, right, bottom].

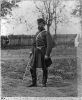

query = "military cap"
[[37, 18, 45, 25]]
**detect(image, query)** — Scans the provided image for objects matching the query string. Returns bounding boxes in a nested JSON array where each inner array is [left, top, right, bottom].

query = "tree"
[[72, 0, 82, 45], [79, 0, 82, 30], [72, 0, 82, 28], [1, 1, 12, 17], [1, 1, 19, 17], [34, 0, 68, 39]]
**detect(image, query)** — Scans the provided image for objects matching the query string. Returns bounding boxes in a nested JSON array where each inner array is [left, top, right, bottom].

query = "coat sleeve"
[[45, 32, 53, 57]]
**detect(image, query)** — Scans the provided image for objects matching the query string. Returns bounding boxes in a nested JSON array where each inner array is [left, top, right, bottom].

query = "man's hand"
[[29, 51, 32, 54], [29, 51, 32, 57], [44, 55, 49, 60]]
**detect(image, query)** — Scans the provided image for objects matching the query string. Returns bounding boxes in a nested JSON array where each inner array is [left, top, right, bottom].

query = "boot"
[[42, 69, 48, 87], [42, 76, 47, 87], [29, 79, 37, 87], [28, 68, 37, 87]]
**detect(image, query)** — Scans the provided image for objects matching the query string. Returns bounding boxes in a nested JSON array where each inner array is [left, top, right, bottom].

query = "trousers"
[[30, 67, 48, 85]]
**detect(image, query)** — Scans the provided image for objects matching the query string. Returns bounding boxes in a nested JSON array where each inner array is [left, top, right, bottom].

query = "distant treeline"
[[1, 34, 77, 48]]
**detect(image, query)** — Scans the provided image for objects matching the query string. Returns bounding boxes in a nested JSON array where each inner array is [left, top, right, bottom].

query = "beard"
[[38, 27, 44, 31]]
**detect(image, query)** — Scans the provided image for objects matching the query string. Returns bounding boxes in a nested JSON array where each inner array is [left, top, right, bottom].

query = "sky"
[[1, 0, 81, 36]]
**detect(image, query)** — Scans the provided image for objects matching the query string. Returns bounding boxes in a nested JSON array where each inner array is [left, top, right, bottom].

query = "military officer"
[[29, 18, 53, 87]]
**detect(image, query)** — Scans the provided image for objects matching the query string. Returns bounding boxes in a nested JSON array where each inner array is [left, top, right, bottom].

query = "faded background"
[[1, 0, 82, 98]]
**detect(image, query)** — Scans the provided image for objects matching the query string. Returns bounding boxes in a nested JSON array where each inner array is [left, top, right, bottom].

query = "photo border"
[[0, 0, 82, 99]]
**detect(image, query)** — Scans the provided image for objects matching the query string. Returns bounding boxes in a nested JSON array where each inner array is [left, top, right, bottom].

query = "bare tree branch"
[[34, 1, 44, 15], [43, 1, 48, 13], [34, 0, 69, 35]]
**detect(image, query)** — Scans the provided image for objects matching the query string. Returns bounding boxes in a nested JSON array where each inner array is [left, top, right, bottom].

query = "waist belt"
[[36, 46, 45, 50]]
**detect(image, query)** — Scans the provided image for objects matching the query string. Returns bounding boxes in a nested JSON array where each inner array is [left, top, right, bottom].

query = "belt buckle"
[[37, 47, 41, 49]]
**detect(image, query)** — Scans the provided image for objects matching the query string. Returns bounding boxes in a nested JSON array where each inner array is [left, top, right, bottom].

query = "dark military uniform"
[[32, 29, 53, 66], [29, 19, 53, 87]]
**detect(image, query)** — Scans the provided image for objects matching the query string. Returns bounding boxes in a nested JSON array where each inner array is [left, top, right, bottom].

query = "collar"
[[39, 28, 45, 32]]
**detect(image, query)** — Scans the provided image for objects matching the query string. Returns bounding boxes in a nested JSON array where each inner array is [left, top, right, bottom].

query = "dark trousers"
[[30, 47, 48, 85], [30, 67, 48, 85]]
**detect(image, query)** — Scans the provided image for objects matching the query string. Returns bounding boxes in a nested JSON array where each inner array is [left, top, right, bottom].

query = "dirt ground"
[[1, 47, 77, 97]]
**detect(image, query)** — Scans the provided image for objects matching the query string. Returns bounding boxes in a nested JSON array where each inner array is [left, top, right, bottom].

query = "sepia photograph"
[[1, 0, 82, 98]]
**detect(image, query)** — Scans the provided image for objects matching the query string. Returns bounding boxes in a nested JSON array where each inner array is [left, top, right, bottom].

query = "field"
[[1, 46, 77, 97]]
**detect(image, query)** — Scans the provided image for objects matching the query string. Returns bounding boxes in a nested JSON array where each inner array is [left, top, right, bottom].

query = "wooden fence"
[[8, 35, 34, 46], [1, 34, 77, 47]]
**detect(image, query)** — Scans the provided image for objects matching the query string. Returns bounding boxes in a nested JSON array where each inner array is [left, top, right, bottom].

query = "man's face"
[[38, 22, 44, 31]]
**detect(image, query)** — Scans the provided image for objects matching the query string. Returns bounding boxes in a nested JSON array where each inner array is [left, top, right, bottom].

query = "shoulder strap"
[[36, 30, 46, 47], [36, 30, 46, 38], [39, 30, 46, 47]]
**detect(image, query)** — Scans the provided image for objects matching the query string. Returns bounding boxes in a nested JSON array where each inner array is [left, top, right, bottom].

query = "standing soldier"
[[29, 18, 53, 87]]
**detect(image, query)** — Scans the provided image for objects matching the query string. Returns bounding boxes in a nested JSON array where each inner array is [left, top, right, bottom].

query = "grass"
[[1, 46, 77, 97]]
